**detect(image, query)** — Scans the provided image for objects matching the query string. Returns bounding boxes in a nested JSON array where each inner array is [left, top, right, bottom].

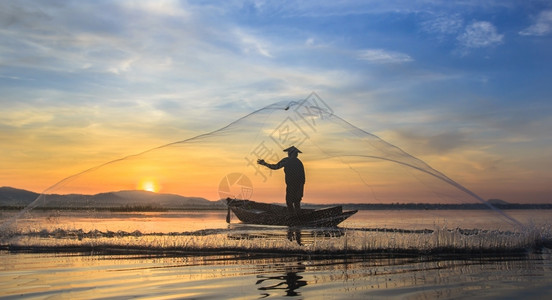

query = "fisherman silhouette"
[[255, 264, 307, 297], [257, 146, 305, 216]]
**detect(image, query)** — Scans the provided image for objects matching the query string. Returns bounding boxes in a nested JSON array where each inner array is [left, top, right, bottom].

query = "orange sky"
[[2, 102, 546, 207], [1, 2, 551, 204], [2, 98, 551, 205]]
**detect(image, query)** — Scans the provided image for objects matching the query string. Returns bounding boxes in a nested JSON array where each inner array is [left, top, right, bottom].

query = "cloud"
[[457, 21, 504, 48], [120, 0, 190, 17], [247, 0, 513, 19], [234, 29, 273, 58], [391, 129, 471, 155], [0, 106, 53, 127], [519, 10, 552, 36], [357, 49, 413, 64], [421, 13, 464, 35]]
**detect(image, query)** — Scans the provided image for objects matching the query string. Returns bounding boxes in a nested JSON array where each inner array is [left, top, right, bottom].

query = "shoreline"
[[3, 204, 552, 212]]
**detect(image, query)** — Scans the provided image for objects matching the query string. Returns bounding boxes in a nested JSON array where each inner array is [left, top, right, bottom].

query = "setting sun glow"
[[140, 180, 158, 193]]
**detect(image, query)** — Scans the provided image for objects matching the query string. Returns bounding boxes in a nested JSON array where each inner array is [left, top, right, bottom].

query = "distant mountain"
[[2, 187, 550, 211], [0, 187, 225, 210], [0, 187, 39, 207]]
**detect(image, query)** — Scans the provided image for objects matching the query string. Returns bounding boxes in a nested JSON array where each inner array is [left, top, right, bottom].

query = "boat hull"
[[226, 199, 357, 227]]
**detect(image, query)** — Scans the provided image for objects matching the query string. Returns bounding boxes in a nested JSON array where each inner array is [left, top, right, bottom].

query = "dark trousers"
[[286, 183, 304, 216]]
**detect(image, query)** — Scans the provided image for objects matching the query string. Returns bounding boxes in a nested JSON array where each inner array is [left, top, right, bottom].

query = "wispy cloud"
[[391, 128, 471, 155], [120, 0, 190, 17], [421, 13, 464, 36], [234, 29, 273, 58], [457, 21, 504, 48], [357, 49, 413, 64], [519, 10, 552, 36]]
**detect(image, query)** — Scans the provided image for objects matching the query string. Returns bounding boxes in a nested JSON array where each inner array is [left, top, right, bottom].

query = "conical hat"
[[283, 146, 302, 153]]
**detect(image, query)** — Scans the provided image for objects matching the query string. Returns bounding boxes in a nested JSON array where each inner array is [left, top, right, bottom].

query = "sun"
[[140, 180, 158, 193]]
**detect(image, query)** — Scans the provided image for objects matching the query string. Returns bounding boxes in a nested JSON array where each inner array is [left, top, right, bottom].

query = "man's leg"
[[286, 196, 295, 215], [286, 185, 295, 215], [294, 184, 303, 215], [286, 183, 303, 216], [292, 199, 301, 215]]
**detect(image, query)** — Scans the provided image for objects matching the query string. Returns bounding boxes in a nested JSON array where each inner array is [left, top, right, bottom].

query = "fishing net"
[[1, 93, 526, 250]]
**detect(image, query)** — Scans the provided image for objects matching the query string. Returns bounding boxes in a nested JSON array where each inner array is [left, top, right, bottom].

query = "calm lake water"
[[1, 209, 551, 299]]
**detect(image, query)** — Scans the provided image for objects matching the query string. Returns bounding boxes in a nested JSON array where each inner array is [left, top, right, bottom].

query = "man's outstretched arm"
[[257, 158, 285, 170]]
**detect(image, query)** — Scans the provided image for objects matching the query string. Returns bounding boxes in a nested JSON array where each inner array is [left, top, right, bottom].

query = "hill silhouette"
[[0, 187, 224, 210], [2, 187, 550, 211]]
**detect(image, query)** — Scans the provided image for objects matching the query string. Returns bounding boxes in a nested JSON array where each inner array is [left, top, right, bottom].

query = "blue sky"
[[1, 0, 551, 202]]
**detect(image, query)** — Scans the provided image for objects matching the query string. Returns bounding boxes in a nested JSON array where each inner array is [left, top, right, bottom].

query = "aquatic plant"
[[3, 223, 548, 257]]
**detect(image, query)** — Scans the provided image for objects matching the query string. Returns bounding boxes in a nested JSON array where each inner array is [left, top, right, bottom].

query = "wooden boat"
[[226, 198, 357, 227]]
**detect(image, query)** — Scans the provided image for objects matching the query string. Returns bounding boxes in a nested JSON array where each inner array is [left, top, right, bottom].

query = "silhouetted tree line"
[[340, 203, 552, 210]]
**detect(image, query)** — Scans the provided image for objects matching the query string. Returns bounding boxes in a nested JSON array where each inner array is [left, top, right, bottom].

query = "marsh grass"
[[3, 224, 549, 257]]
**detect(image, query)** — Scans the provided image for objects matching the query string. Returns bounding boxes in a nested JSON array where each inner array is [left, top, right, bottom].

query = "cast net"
[[2, 93, 537, 254]]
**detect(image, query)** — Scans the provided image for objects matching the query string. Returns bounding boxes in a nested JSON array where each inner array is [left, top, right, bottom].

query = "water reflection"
[[256, 263, 307, 297], [1, 251, 550, 299], [287, 228, 302, 245], [226, 224, 345, 246]]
